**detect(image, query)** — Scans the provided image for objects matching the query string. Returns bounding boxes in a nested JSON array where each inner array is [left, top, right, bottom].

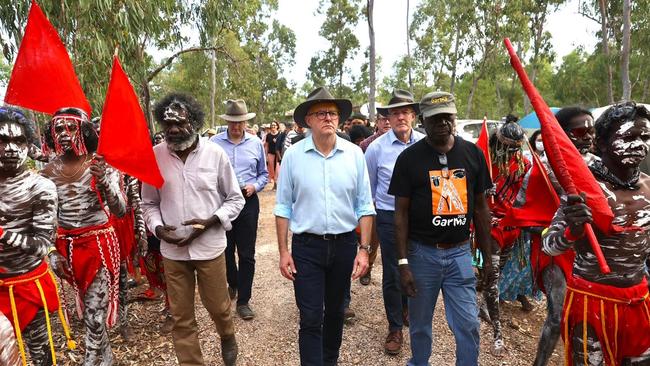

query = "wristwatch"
[[358, 243, 372, 254]]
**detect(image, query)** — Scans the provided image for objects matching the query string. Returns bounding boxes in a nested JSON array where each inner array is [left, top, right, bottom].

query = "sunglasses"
[[568, 127, 595, 139]]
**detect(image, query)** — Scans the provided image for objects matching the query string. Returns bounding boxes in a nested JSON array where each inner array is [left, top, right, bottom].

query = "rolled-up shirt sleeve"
[[214, 152, 245, 231], [273, 148, 294, 219], [355, 149, 376, 219], [141, 182, 164, 235]]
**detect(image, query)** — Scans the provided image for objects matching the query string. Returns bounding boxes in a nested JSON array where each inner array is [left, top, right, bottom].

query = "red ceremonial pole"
[[504, 38, 610, 274]]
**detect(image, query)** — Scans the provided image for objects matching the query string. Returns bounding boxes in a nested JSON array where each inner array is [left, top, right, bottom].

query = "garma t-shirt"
[[388, 137, 491, 245]]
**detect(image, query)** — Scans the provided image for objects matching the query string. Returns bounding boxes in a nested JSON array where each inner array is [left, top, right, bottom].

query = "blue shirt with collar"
[[274, 135, 376, 235], [365, 128, 425, 211], [210, 131, 269, 192]]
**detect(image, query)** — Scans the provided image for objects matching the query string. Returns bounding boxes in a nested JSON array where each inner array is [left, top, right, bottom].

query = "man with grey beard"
[[141, 93, 244, 366]]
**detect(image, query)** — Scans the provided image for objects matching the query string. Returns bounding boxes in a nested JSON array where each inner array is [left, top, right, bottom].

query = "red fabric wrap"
[[529, 235, 574, 293], [562, 276, 650, 365], [0, 261, 59, 331], [111, 210, 136, 273], [56, 221, 120, 327], [490, 224, 520, 250], [139, 251, 166, 292]]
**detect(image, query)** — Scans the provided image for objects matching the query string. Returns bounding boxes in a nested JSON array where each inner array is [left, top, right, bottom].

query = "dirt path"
[[55, 188, 563, 365]]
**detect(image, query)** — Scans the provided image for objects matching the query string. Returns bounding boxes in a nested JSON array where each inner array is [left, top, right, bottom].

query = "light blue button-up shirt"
[[365, 128, 425, 211], [274, 135, 376, 235], [210, 132, 269, 192]]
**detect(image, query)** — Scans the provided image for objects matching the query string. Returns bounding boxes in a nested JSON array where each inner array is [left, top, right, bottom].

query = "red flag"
[[501, 156, 558, 228], [504, 38, 611, 274], [97, 56, 164, 188], [475, 116, 492, 180], [5, 1, 91, 115]]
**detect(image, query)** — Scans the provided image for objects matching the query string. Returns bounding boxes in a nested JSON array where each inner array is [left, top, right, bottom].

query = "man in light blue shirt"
[[274, 87, 375, 366], [210, 99, 268, 320], [364, 89, 425, 355]]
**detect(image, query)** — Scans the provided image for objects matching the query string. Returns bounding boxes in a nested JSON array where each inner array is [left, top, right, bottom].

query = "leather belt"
[[432, 240, 467, 250], [298, 231, 355, 241]]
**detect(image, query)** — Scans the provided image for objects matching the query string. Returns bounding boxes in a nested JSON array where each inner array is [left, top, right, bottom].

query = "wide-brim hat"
[[377, 89, 420, 116], [293, 87, 352, 128], [219, 99, 256, 122]]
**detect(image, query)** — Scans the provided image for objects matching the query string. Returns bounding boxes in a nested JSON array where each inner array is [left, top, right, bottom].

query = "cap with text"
[[420, 91, 457, 118]]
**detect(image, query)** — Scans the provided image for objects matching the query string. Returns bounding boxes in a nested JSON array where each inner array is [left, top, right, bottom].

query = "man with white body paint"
[[42, 107, 126, 366], [0, 107, 74, 366], [543, 101, 650, 365]]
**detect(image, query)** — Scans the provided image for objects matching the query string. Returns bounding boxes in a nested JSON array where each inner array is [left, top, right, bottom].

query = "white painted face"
[[0, 121, 29, 172], [610, 117, 650, 166]]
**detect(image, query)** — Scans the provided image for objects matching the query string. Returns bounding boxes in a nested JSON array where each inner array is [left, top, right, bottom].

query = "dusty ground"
[[52, 188, 564, 365]]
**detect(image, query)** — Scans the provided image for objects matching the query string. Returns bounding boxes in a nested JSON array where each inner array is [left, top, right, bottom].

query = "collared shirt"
[[210, 132, 269, 192], [365, 128, 425, 211], [274, 135, 376, 235], [141, 137, 245, 261]]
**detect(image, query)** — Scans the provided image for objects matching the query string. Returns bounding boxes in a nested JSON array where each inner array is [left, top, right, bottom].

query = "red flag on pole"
[[475, 116, 492, 180], [5, 0, 91, 115], [504, 37, 612, 274], [97, 55, 164, 188]]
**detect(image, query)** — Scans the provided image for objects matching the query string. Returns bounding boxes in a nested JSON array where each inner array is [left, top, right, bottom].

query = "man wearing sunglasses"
[[390, 91, 494, 366], [556, 107, 598, 164], [543, 101, 650, 365]]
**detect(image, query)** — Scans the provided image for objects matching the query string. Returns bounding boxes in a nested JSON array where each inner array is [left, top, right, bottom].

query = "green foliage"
[[307, 0, 362, 99]]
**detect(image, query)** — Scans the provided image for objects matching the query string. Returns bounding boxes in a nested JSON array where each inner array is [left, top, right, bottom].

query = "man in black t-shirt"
[[389, 91, 494, 366]]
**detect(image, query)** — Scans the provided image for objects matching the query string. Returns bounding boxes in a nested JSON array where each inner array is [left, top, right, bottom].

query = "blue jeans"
[[377, 209, 407, 331], [407, 240, 479, 366], [292, 232, 357, 366]]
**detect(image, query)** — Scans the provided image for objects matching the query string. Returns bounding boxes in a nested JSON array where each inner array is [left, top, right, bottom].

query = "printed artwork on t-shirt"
[[429, 168, 468, 226]]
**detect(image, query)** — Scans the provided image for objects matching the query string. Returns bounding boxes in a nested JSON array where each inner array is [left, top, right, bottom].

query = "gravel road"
[[55, 188, 563, 365]]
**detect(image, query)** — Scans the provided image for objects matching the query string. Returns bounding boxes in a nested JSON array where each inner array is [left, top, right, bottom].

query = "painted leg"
[[0, 311, 20, 366], [118, 262, 133, 342], [533, 264, 566, 366], [22, 310, 53, 366], [483, 253, 504, 356], [627, 347, 650, 365], [82, 268, 113, 366], [571, 322, 604, 366]]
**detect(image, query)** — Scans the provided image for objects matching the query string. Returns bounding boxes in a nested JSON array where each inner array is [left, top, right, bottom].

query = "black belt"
[[431, 240, 468, 250], [297, 231, 355, 241]]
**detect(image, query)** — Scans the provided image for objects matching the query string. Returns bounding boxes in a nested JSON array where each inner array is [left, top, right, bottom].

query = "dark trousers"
[[377, 209, 408, 332], [292, 232, 357, 366], [225, 194, 260, 306]]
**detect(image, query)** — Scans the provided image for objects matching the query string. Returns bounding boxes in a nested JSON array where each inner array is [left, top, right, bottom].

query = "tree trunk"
[[621, 0, 632, 100], [406, 0, 413, 93], [449, 27, 460, 94], [367, 0, 376, 123], [466, 74, 479, 118], [642, 78, 650, 102], [142, 83, 154, 136], [598, 0, 615, 104], [495, 81, 502, 118], [211, 47, 216, 127]]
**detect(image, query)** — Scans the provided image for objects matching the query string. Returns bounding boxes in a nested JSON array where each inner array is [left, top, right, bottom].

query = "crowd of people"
[[1, 84, 650, 366]]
